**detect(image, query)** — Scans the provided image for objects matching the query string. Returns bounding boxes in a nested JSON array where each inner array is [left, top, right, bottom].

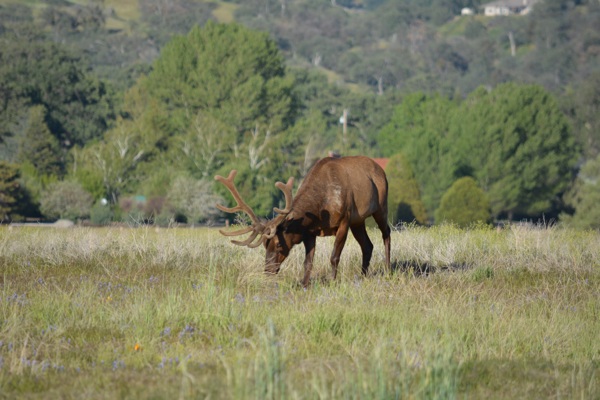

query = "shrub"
[[118, 196, 146, 224], [153, 209, 176, 227], [39, 181, 94, 221], [435, 177, 491, 227], [167, 176, 222, 225], [561, 155, 600, 229], [90, 200, 113, 226]]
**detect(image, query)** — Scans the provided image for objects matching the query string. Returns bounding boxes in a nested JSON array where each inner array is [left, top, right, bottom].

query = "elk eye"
[[276, 243, 283, 248]]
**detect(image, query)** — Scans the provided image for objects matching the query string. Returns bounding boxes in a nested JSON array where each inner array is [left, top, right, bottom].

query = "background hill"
[[2, 0, 597, 95]]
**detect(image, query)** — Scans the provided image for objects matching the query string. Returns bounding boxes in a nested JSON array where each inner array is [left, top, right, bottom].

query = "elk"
[[215, 156, 391, 287]]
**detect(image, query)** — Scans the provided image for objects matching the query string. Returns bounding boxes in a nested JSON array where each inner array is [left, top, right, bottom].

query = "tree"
[[0, 35, 117, 149], [435, 177, 491, 227], [562, 71, 600, 160], [0, 161, 23, 221], [78, 119, 148, 204], [385, 153, 428, 225], [377, 92, 459, 214], [561, 155, 600, 230], [448, 83, 579, 219], [39, 181, 93, 221], [171, 112, 235, 179], [145, 21, 295, 137], [17, 106, 63, 177], [137, 22, 297, 216]]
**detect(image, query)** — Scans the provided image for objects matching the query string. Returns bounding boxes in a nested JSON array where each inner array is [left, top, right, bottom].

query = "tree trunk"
[[508, 31, 516, 57]]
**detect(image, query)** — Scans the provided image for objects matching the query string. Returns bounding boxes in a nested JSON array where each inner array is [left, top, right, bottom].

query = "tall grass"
[[0, 225, 598, 399]]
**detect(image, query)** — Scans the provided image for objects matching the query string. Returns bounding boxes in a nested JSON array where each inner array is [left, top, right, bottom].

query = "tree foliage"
[[135, 22, 297, 216], [145, 21, 295, 135], [77, 119, 150, 204], [385, 153, 428, 225], [18, 106, 63, 177], [1, 2, 598, 227], [449, 83, 579, 219], [435, 177, 491, 227], [0, 35, 117, 149], [561, 155, 600, 230], [0, 161, 24, 221], [379, 84, 579, 222], [378, 92, 459, 215], [562, 71, 600, 160]]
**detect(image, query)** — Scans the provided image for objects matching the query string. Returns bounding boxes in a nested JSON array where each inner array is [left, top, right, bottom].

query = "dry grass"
[[210, 1, 238, 23], [0, 224, 598, 399]]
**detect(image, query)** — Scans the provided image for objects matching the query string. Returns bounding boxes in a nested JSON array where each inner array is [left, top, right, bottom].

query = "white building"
[[482, 0, 539, 16]]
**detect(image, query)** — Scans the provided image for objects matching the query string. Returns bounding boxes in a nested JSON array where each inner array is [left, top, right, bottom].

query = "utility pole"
[[342, 109, 348, 152]]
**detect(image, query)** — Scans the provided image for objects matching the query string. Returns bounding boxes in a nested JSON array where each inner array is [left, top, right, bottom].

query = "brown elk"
[[215, 155, 391, 287]]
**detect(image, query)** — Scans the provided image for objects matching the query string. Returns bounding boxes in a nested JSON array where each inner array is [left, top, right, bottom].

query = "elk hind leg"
[[373, 210, 391, 271], [350, 223, 374, 275], [330, 222, 349, 281]]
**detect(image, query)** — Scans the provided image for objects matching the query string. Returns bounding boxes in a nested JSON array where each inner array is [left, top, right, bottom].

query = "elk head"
[[215, 170, 300, 274]]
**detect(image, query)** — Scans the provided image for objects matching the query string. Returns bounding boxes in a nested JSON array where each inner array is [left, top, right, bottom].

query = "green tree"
[[435, 177, 491, 227], [385, 153, 428, 225], [0, 161, 24, 221], [144, 21, 295, 138], [0, 35, 117, 149], [561, 155, 600, 230], [78, 119, 149, 204], [448, 83, 579, 219], [69, 146, 106, 201], [40, 180, 93, 221], [170, 112, 235, 179], [136, 22, 297, 216], [562, 71, 600, 160], [18, 106, 63, 177], [378, 92, 459, 214]]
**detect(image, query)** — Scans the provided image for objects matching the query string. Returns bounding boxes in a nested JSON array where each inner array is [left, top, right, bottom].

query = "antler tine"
[[218, 226, 254, 237], [215, 170, 261, 225], [273, 177, 294, 215], [231, 229, 264, 248]]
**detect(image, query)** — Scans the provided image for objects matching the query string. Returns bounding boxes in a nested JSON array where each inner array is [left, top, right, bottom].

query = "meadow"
[[0, 224, 598, 399]]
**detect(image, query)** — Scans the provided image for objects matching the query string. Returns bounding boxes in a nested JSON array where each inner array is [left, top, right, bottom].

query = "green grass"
[[0, 225, 598, 399]]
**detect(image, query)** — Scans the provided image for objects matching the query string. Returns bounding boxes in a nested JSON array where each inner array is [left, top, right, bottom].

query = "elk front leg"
[[302, 235, 316, 288], [330, 222, 349, 281]]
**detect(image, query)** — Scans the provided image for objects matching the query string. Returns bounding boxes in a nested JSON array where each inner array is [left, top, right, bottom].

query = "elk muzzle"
[[264, 250, 287, 275]]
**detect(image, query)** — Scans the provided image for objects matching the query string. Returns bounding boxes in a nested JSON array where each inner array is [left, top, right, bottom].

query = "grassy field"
[[0, 224, 598, 399]]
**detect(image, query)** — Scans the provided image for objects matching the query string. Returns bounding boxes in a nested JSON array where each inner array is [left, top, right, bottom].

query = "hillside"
[[1, 0, 598, 96]]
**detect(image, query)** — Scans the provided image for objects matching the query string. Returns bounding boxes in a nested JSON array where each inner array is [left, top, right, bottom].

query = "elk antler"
[[273, 177, 294, 215], [264, 177, 295, 239], [215, 170, 265, 247]]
